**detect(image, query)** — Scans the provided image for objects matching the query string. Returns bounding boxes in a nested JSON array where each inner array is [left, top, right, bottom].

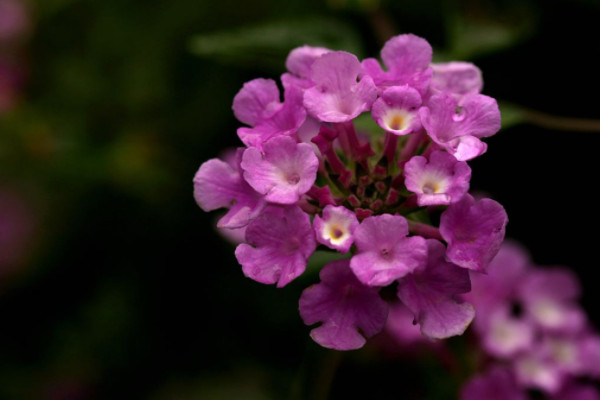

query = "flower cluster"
[[461, 242, 600, 399], [194, 34, 508, 350]]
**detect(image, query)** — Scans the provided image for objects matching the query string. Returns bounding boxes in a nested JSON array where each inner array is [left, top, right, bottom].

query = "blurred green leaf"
[[443, 4, 538, 60], [189, 18, 364, 71], [499, 101, 527, 130], [327, 0, 380, 12]]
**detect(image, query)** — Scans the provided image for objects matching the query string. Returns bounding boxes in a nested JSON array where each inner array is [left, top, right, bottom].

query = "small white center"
[[323, 221, 349, 245], [383, 109, 412, 132]]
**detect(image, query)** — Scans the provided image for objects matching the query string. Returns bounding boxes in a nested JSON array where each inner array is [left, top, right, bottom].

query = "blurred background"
[[1, 0, 599, 398]]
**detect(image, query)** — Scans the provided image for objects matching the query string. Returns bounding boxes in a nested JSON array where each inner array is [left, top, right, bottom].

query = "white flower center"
[[322, 220, 350, 245], [383, 109, 413, 132]]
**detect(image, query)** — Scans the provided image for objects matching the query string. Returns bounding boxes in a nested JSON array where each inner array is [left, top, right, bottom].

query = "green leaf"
[[499, 102, 527, 130], [189, 18, 364, 71], [444, 5, 538, 60]]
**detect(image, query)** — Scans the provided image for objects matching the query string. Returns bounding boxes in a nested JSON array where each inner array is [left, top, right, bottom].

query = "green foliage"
[[190, 18, 365, 71]]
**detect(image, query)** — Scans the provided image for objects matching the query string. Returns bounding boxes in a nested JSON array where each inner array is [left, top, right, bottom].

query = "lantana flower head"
[[194, 33, 507, 350]]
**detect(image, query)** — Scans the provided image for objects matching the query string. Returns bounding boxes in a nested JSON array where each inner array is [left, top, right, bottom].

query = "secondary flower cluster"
[[194, 33, 508, 350], [461, 242, 600, 399]]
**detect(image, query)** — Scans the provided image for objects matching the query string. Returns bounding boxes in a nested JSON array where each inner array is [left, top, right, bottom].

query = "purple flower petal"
[[371, 85, 422, 135], [553, 383, 600, 400], [385, 302, 440, 347], [466, 241, 530, 321], [285, 45, 331, 79], [241, 135, 319, 204], [237, 85, 307, 149], [313, 205, 359, 253], [299, 259, 388, 350], [397, 239, 475, 339], [420, 93, 501, 161], [481, 307, 535, 358], [232, 78, 282, 126], [515, 351, 565, 394], [303, 51, 377, 123], [350, 214, 428, 286], [460, 367, 527, 400], [579, 335, 600, 378], [362, 34, 433, 95], [430, 62, 483, 100], [193, 153, 266, 228], [440, 194, 508, 272], [517, 268, 586, 333], [235, 205, 316, 287], [404, 150, 471, 206]]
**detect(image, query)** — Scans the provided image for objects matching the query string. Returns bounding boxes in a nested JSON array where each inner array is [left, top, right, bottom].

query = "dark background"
[[0, 0, 598, 398]]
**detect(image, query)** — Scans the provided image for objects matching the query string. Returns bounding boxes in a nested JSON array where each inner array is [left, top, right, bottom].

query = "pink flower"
[[440, 194, 508, 272], [350, 214, 428, 286], [299, 259, 388, 350], [193, 149, 266, 229], [281, 45, 331, 90], [361, 34, 433, 95], [397, 239, 475, 339], [420, 93, 501, 161], [371, 85, 422, 135], [429, 61, 483, 100], [404, 150, 471, 206], [235, 205, 316, 288], [384, 302, 439, 347], [241, 135, 318, 204], [193, 32, 510, 351], [313, 205, 359, 254], [303, 51, 377, 123], [517, 269, 586, 333], [233, 79, 306, 149], [481, 307, 535, 358]]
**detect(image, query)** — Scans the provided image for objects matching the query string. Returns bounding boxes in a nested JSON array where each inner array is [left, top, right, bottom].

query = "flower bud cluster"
[[194, 34, 508, 350]]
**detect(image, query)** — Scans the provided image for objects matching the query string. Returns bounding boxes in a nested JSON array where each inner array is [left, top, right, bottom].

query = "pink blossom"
[[235, 205, 316, 288], [313, 205, 358, 254], [517, 268, 586, 333], [404, 150, 471, 206], [397, 239, 475, 339], [193, 149, 266, 229], [350, 214, 427, 286], [440, 194, 508, 272], [303, 51, 377, 123], [281, 45, 330, 90], [371, 85, 422, 135], [429, 61, 483, 100], [233, 79, 306, 149], [361, 34, 433, 95], [241, 135, 318, 204], [299, 259, 388, 350], [420, 93, 501, 161]]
